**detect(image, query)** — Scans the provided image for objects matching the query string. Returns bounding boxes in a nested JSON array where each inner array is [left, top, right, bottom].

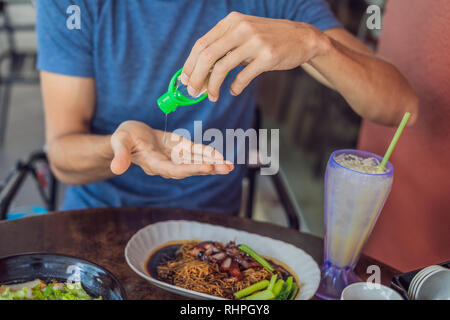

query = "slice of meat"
[[220, 257, 232, 272], [210, 252, 227, 261], [225, 247, 242, 257], [204, 248, 214, 256], [229, 260, 243, 281], [235, 256, 251, 269], [190, 241, 255, 280], [211, 246, 220, 254]]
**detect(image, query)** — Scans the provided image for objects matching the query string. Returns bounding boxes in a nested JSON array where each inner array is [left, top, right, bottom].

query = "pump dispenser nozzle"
[[157, 68, 208, 114]]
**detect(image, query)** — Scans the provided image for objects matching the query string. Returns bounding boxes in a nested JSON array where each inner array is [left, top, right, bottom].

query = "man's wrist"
[[99, 134, 115, 162], [308, 30, 333, 65]]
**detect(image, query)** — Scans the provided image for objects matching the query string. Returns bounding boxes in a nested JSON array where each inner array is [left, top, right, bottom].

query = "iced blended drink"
[[316, 149, 394, 300]]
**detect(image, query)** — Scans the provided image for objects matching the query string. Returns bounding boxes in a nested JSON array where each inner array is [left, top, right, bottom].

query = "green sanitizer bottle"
[[157, 68, 209, 114]]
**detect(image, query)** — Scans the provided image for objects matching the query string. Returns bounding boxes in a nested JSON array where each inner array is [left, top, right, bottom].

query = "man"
[[36, 1, 417, 214], [359, 0, 450, 272]]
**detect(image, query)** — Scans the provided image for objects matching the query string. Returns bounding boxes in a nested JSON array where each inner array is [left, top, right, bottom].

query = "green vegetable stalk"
[[276, 276, 293, 300], [272, 279, 285, 297], [242, 289, 275, 300], [235, 274, 298, 301], [238, 244, 274, 272], [267, 275, 277, 291], [288, 283, 299, 300], [240, 275, 277, 301], [233, 279, 269, 299]]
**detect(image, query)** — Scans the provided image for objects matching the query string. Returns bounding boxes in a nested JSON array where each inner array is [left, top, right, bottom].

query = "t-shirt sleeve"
[[264, 0, 342, 31], [36, 0, 96, 77]]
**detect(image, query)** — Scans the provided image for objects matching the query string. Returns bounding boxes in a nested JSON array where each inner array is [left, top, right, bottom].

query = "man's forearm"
[[307, 33, 418, 126], [47, 133, 115, 185]]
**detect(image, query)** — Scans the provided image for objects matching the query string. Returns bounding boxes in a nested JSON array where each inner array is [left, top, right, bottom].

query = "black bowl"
[[0, 253, 126, 300]]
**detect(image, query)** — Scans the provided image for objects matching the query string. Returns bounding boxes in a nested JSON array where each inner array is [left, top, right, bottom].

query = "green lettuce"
[[0, 281, 101, 300]]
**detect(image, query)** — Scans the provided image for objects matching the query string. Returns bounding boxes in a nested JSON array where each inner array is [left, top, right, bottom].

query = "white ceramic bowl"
[[341, 282, 403, 300], [125, 220, 320, 300]]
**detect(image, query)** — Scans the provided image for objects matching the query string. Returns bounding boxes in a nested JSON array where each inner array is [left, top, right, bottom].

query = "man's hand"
[[41, 72, 233, 185], [181, 12, 330, 102], [110, 121, 233, 179], [181, 12, 418, 127]]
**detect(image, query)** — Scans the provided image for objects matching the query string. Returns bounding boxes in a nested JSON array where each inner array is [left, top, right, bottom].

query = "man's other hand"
[[110, 121, 233, 179]]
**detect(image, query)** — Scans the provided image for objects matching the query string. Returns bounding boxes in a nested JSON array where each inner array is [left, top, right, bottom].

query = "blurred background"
[[0, 0, 384, 236]]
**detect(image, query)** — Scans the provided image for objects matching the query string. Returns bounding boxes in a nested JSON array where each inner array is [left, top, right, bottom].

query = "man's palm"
[[110, 121, 233, 179]]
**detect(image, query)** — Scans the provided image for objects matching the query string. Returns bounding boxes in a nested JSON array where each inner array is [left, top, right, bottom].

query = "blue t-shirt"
[[36, 0, 340, 214]]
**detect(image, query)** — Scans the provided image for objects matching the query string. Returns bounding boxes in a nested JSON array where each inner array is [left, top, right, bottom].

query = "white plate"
[[409, 266, 443, 299], [416, 268, 450, 300], [125, 220, 320, 300]]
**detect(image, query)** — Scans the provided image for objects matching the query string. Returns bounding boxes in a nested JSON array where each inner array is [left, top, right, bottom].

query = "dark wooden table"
[[0, 207, 399, 299]]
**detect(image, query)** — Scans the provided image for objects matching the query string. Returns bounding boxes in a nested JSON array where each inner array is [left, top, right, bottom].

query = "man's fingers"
[[187, 33, 243, 98], [152, 138, 233, 178], [110, 131, 133, 175], [192, 143, 224, 162], [230, 60, 266, 96], [110, 127, 233, 180], [181, 16, 230, 84], [167, 133, 225, 163], [176, 143, 225, 165], [208, 45, 252, 100], [214, 163, 235, 175], [139, 151, 215, 179], [156, 160, 216, 179]]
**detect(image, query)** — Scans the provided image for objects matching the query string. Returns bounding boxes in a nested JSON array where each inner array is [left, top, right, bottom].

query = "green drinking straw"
[[379, 112, 411, 170]]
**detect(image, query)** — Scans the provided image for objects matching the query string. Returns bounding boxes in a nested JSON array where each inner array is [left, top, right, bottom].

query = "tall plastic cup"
[[316, 149, 394, 300]]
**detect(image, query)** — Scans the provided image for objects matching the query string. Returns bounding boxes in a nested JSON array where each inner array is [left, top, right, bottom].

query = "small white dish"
[[412, 268, 443, 298], [415, 267, 450, 300], [341, 282, 403, 300], [408, 266, 437, 298], [408, 265, 445, 299]]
